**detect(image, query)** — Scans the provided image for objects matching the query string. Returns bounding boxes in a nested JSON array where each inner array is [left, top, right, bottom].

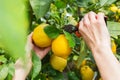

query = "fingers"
[[83, 13, 90, 27], [40, 47, 51, 60], [97, 12, 105, 20], [96, 12, 106, 24], [25, 32, 34, 53], [78, 19, 83, 33], [88, 11, 97, 23], [33, 46, 51, 60]]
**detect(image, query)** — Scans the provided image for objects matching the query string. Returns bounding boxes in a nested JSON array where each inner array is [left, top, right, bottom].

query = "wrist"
[[91, 45, 111, 55], [13, 69, 27, 80]]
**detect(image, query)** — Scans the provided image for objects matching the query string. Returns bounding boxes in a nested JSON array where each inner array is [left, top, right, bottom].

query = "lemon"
[[52, 34, 71, 58], [110, 6, 118, 12], [32, 23, 52, 48], [111, 40, 117, 54], [80, 7, 85, 12], [118, 9, 120, 13], [80, 65, 94, 80], [50, 54, 67, 72]]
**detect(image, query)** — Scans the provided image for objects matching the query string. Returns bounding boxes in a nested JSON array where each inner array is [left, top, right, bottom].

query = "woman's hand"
[[13, 33, 33, 80], [13, 32, 51, 80], [79, 11, 120, 80], [79, 11, 110, 51]]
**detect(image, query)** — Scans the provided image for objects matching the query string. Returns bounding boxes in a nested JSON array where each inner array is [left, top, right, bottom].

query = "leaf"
[[31, 51, 41, 79], [0, 0, 30, 59], [99, 0, 108, 6], [30, 0, 52, 19], [54, 0, 66, 9], [63, 31, 75, 48], [107, 21, 120, 37], [0, 65, 9, 80], [105, 0, 116, 5], [8, 62, 15, 76], [0, 55, 7, 64], [76, 39, 88, 68], [99, 0, 116, 6], [67, 71, 79, 80], [44, 25, 60, 39]]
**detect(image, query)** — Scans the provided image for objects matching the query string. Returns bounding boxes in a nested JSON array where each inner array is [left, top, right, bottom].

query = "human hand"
[[27, 32, 51, 59], [13, 33, 33, 80], [13, 32, 51, 80], [26, 32, 51, 60], [78, 11, 111, 51]]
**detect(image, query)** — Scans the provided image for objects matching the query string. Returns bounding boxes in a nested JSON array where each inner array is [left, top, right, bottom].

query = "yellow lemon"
[[118, 9, 120, 13], [80, 65, 94, 80], [52, 34, 71, 58], [50, 54, 67, 72], [110, 6, 118, 12], [111, 40, 117, 54], [32, 23, 52, 48]]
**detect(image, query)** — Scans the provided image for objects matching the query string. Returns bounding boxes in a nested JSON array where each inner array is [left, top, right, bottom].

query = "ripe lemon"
[[32, 23, 52, 48], [110, 6, 118, 12], [52, 34, 71, 58], [118, 9, 120, 13], [80, 65, 94, 80], [50, 54, 67, 72]]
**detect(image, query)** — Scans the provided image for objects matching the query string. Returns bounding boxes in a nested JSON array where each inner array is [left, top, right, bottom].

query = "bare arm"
[[13, 33, 51, 80], [79, 11, 120, 80]]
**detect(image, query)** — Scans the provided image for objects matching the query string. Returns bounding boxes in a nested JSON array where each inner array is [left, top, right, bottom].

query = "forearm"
[[12, 69, 26, 80], [92, 46, 120, 80]]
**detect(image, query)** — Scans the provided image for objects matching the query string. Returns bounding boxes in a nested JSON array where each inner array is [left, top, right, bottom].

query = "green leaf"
[[0, 0, 30, 59], [54, 0, 66, 9], [0, 65, 9, 80], [67, 71, 79, 80], [30, 0, 52, 19], [31, 51, 41, 79], [105, 0, 116, 5], [0, 55, 7, 64], [99, 0, 108, 6], [63, 31, 75, 48], [44, 25, 60, 39], [76, 39, 88, 68], [99, 0, 116, 6], [107, 21, 120, 37], [8, 62, 15, 76]]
